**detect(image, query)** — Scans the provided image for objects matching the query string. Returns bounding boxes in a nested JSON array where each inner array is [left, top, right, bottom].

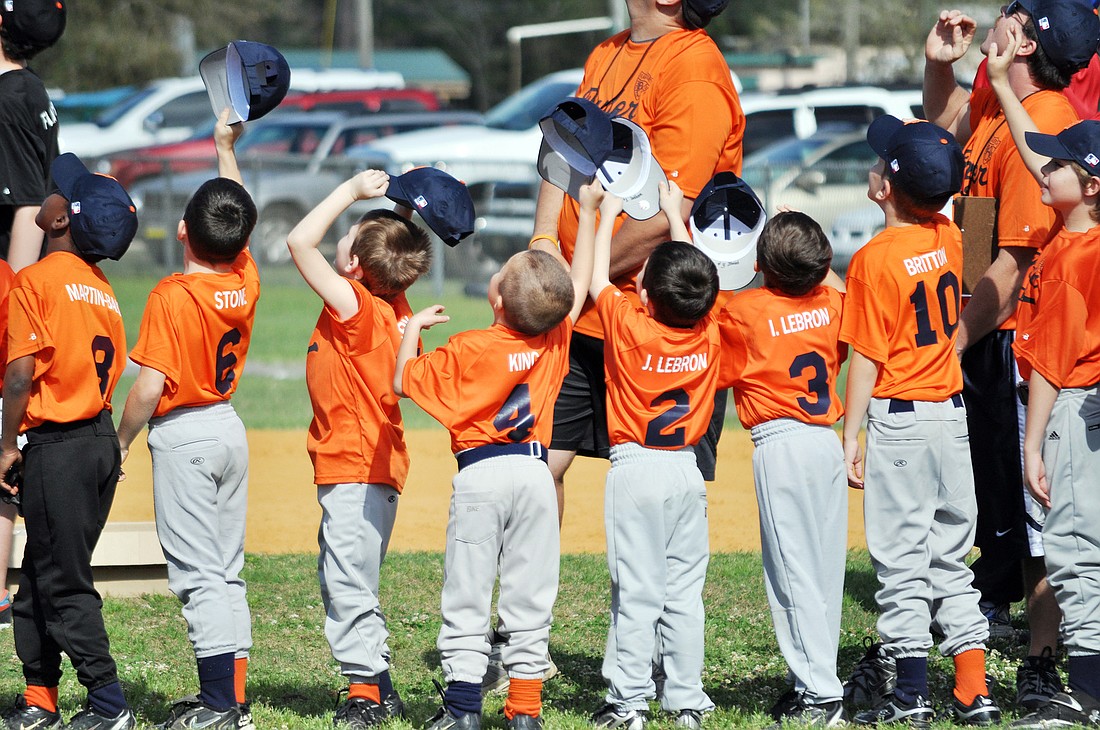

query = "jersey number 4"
[[494, 384, 534, 442]]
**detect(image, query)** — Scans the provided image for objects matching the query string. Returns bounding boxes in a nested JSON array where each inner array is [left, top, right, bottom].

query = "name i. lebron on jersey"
[[768, 307, 831, 337]]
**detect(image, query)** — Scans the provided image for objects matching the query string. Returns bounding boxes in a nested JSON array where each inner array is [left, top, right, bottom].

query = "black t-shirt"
[[0, 67, 59, 256]]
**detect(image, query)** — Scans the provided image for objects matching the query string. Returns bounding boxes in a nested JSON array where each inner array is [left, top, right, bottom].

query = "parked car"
[[101, 89, 450, 190], [60, 69, 406, 157], [131, 110, 483, 265]]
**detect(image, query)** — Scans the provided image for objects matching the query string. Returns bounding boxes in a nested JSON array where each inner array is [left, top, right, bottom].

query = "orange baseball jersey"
[[6, 251, 126, 429], [559, 28, 745, 338], [597, 286, 721, 448], [716, 285, 847, 429], [0, 259, 14, 391], [129, 250, 259, 418], [840, 215, 964, 401], [1014, 227, 1100, 389], [962, 87, 1078, 330], [401, 319, 572, 454], [306, 283, 412, 490]]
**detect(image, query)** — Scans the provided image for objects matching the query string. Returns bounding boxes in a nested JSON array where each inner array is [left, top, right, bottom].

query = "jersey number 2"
[[645, 388, 689, 447], [494, 384, 533, 442]]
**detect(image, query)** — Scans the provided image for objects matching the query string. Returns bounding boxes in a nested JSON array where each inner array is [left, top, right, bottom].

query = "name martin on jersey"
[[65, 283, 120, 314], [640, 352, 708, 373], [768, 307, 831, 337]]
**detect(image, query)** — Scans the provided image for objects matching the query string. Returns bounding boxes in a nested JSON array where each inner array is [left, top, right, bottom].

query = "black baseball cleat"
[[591, 703, 648, 729], [1, 694, 62, 729], [333, 696, 388, 728], [62, 707, 136, 730], [236, 701, 254, 730], [157, 696, 240, 729], [768, 693, 846, 728], [1016, 648, 1063, 711], [506, 714, 542, 730], [381, 689, 405, 720], [423, 707, 481, 730], [853, 693, 933, 727], [1009, 689, 1100, 728], [844, 638, 897, 709], [951, 694, 1002, 726]]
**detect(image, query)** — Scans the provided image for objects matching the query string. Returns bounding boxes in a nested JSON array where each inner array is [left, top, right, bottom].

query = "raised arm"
[[567, 181, 604, 323], [589, 192, 623, 302], [214, 108, 245, 185], [987, 29, 1045, 184], [660, 181, 690, 242], [923, 9, 978, 141], [286, 170, 390, 320], [393, 305, 449, 397]]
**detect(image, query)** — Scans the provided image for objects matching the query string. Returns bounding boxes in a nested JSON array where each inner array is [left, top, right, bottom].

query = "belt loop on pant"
[[455, 441, 547, 471], [888, 394, 963, 414]]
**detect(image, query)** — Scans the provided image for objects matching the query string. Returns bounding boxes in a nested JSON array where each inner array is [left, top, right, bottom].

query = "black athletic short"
[[549, 331, 725, 480]]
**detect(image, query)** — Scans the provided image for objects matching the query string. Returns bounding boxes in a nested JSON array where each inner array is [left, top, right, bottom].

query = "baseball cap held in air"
[[596, 116, 668, 221], [682, 0, 731, 28], [51, 153, 137, 261], [538, 98, 615, 201], [0, 0, 65, 47], [1026, 120, 1100, 176], [867, 115, 964, 201], [386, 167, 475, 248], [1014, 0, 1100, 74], [200, 40, 291, 123], [689, 172, 766, 291]]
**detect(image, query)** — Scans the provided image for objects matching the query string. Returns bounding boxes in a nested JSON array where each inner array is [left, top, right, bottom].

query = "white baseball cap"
[[689, 172, 766, 291], [596, 117, 667, 221]]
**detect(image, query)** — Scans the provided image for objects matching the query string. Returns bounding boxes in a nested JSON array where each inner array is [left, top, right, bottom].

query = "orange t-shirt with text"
[[840, 216, 964, 401], [961, 87, 1078, 330], [1014, 228, 1100, 389], [306, 283, 412, 490], [402, 320, 572, 454], [717, 285, 847, 429], [129, 250, 260, 418], [559, 28, 745, 338], [0, 259, 14, 391], [597, 286, 721, 448], [7, 251, 126, 429]]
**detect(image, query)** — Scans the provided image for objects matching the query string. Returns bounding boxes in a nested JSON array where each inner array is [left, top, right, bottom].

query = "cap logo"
[[70, 201, 81, 215], [413, 194, 428, 209], [890, 159, 900, 172], [1087, 153, 1100, 166], [1038, 15, 1050, 29], [3, 1, 12, 11]]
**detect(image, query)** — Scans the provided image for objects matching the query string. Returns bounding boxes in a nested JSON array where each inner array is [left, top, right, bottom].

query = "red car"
[[102, 88, 442, 190]]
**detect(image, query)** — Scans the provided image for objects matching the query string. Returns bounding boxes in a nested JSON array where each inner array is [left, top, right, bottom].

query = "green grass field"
[[0, 552, 1036, 728]]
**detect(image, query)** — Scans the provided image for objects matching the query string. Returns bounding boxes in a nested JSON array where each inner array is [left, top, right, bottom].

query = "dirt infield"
[[111, 429, 867, 554]]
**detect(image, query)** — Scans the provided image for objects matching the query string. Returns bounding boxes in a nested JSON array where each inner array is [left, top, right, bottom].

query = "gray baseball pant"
[[148, 402, 252, 659], [863, 397, 987, 658], [438, 454, 560, 683], [751, 419, 846, 703], [1040, 385, 1100, 656], [317, 483, 399, 682], [603, 443, 714, 714]]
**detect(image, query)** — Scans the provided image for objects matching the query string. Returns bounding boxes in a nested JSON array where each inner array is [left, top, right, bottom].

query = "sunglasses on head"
[[1001, 0, 1025, 17]]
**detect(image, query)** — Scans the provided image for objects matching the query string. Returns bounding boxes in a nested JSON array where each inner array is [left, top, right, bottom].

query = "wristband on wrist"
[[529, 234, 558, 248]]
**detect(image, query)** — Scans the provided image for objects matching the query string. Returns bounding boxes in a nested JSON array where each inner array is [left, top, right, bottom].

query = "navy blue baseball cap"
[[200, 41, 291, 123], [1026, 120, 1100, 176], [867, 116, 964, 200], [538, 98, 615, 200], [51, 153, 137, 261], [689, 172, 767, 291], [683, 0, 731, 28], [386, 167, 475, 247], [0, 0, 65, 47], [1015, 0, 1100, 74]]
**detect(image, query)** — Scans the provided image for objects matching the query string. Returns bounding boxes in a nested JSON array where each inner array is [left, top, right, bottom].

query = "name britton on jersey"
[[903, 248, 948, 277], [640, 352, 709, 373], [768, 307, 831, 337], [65, 283, 121, 314]]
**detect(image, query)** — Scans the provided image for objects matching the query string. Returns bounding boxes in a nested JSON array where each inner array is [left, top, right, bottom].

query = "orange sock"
[[349, 682, 381, 704], [234, 657, 248, 704], [504, 678, 542, 720], [953, 648, 988, 705], [24, 685, 58, 713]]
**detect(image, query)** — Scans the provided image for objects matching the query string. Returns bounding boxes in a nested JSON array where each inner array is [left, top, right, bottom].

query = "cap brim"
[[692, 235, 759, 291], [1025, 130, 1074, 161], [689, 178, 766, 291], [538, 138, 592, 200], [51, 152, 90, 200], [596, 117, 666, 221], [199, 46, 247, 124], [867, 115, 904, 159]]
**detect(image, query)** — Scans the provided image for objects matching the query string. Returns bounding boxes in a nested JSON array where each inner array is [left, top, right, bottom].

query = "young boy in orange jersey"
[[285, 167, 433, 729], [0, 256, 16, 630], [841, 116, 1000, 727], [394, 182, 597, 730], [986, 30, 1100, 727], [115, 111, 258, 730], [586, 181, 719, 730], [0, 152, 137, 730], [715, 210, 849, 726]]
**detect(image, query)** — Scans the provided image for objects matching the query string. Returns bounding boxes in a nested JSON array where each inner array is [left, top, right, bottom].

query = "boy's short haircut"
[[353, 209, 432, 296], [0, 29, 47, 61], [641, 241, 719, 328], [757, 211, 832, 296], [1021, 18, 1074, 90], [498, 250, 573, 335], [1069, 161, 1100, 223], [885, 174, 954, 224], [182, 178, 258, 264]]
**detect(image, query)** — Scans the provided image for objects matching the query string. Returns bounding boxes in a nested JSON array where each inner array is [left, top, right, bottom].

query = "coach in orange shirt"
[[529, 0, 744, 528]]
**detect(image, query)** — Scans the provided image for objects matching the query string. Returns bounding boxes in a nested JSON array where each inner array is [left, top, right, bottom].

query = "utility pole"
[[357, 0, 374, 68]]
